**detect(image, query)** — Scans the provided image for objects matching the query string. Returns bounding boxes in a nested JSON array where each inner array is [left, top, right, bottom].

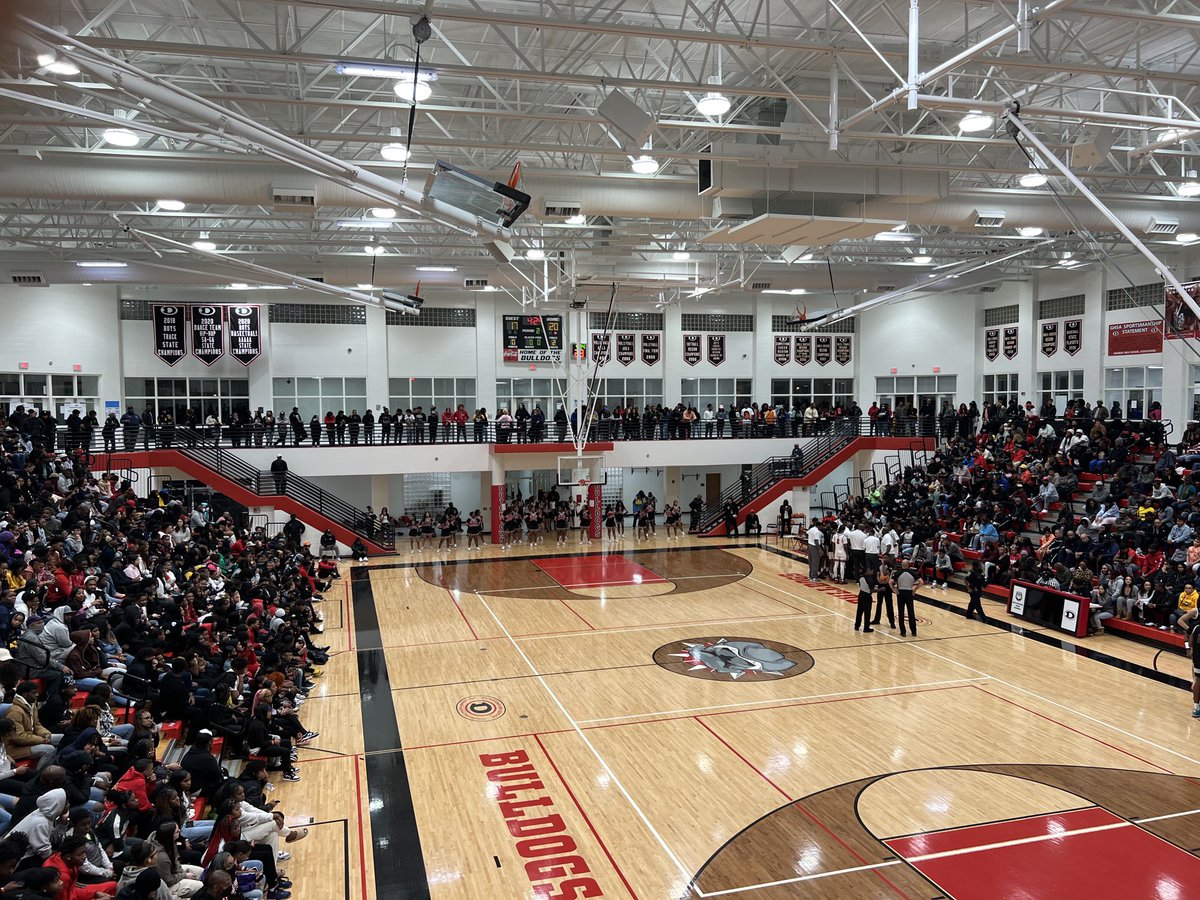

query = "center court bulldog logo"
[[653, 637, 814, 681]]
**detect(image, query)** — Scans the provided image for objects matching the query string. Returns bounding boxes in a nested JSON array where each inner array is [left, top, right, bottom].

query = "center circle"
[[653, 637, 814, 682]]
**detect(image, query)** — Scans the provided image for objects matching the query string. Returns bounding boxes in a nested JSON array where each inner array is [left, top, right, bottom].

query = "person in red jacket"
[[48, 559, 75, 606], [48, 834, 117, 899], [115, 758, 156, 813]]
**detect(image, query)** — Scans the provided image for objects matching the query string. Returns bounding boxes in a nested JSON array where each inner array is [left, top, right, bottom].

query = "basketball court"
[[283, 537, 1200, 899]]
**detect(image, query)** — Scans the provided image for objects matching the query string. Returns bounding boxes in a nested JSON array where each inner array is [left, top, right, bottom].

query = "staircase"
[[121, 434, 394, 553], [697, 433, 854, 536]]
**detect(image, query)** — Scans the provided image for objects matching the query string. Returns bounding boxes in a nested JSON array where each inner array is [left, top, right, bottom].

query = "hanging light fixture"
[[959, 111, 994, 133], [192, 231, 216, 252], [631, 155, 659, 175], [1019, 172, 1048, 188], [395, 75, 432, 104], [1178, 170, 1200, 197], [694, 48, 731, 117]]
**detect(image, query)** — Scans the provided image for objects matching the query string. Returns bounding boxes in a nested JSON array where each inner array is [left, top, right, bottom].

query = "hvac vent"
[[271, 185, 316, 210], [544, 202, 581, 218], [750, 281, 772, 290], [464, 278, 490, 289], [1148, 216, 1180, 235], [712, 197, 754, 220], [977, 285, 1001, 293], [973, 209, 1007, 228], [9, 272, 46, 287]]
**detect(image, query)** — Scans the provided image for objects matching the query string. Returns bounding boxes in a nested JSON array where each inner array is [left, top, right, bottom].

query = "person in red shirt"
[[115, 758, 156, 814], [453, 404, 469, 443], [47, 834, 117, 899], [440, 407, 455, 443]]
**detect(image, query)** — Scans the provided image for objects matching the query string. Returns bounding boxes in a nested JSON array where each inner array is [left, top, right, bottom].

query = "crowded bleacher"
[[792, 397, 1189, 640], [0, 405, 327, 899]]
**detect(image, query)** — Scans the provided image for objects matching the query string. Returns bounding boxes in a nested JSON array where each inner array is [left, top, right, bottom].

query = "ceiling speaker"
[[597, 90, 654, 147]]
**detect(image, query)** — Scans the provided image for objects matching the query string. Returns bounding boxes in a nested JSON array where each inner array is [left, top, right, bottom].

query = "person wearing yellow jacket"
[[1170, 583, 1200, 631]]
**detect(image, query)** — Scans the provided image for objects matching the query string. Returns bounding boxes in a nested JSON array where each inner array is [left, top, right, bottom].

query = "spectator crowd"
[[0, 405, 330, 899]]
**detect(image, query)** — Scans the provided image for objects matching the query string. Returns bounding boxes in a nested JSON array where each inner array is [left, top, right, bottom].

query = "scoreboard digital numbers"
[[502, 314, 563, 363]]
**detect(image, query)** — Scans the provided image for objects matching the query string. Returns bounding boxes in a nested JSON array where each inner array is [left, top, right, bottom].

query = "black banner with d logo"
[[228, 305, 262, 366], [190, 305, 225, 367], [152, 305, 186, 367]]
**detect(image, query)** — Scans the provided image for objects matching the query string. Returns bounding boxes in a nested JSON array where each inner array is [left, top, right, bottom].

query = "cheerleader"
[[578, 503, 592, 545], [555, 506, 570, 545], [604, 505, 617, 542], [408, 519, 421, 553], [503, 506, 521, 549], [525, 507, 541, 546], [615, 499, 627, 536], [635, 508, 649, 542], [665, 502, 681, 540], [439, 513, 456, 549], [420, 513, 435, 550], [466, 510, 483, 549]]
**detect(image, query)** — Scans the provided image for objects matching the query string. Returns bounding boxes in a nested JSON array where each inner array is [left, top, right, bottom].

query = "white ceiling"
[[1, 0, 1200, 305]]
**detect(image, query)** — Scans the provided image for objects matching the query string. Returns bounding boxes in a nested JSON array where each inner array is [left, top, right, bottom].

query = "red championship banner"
[[1107, 320, 1164, 356]]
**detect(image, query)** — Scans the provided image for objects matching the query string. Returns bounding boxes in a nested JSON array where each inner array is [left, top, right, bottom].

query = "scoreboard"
[[502, 314, 563, 362]]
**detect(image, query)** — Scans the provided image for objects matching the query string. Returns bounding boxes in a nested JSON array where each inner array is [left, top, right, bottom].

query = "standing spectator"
[[347, 410, 361, 445], [270, 457, 288, 494], [102, 413, 118, 453], [966, 561, 987, 622], [379, 408, 392, 445], [289, 407, 305, 445], [120, 407, 141, 452], [427, 408, 439, 444], [362, 408, 375, 445]]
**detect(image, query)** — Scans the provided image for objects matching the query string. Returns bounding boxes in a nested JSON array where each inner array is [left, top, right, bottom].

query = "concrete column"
[[363, 305, 389, 413], [662, 304, 684, 406], [370, 474, 389, 512], [664, 465, 681, 506], [474, 295, 498, 413]]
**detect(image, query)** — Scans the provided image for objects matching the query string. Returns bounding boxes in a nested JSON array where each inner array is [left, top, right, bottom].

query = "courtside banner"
[[228, 304, 262, 366], [152, 305, 186, 366], [190, 305, 225, 366]]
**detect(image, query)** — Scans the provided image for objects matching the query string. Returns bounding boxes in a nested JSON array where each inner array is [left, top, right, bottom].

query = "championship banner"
[[1040, 321, 1059, 357], [228, 304, 262, 367], [1166, 280, 1200, 339], [190, 305, 225, 366], [795, 335, 812, 365], [1064, 318, 1082, 356], [984, 328, 1000, 361], [774, 335, 791, 366], [814, 335, 832, 365], [152, 305, 186, 367], [640, 333, 661, 365], [1002, 326, 1019, 360], [683, 334, 702, 366], [591, 332, 611, 365], [1106, 320, 1163, 356], [834, 336, 852, 366], [706, 334, 726, 366], [615, 333, 636, 366]]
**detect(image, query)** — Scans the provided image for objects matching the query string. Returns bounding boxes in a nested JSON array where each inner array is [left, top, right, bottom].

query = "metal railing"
[[697, 432, 854, 533], [36, 413, 1176, 453]]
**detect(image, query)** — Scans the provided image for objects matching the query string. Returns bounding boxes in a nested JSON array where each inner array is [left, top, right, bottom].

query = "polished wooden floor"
[[286, 534, 1200, 899]]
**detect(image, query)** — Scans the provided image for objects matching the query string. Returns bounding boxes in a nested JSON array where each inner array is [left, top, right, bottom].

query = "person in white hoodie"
[[42, 606, 76, 665], [9, 787, 67, 861]]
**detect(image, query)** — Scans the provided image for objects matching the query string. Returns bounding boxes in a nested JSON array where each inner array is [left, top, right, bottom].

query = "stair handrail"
[[169, 428, 394, 549]]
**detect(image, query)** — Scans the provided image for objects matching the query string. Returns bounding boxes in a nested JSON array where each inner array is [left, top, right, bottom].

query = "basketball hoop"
[[577, 477, 589, 487]]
